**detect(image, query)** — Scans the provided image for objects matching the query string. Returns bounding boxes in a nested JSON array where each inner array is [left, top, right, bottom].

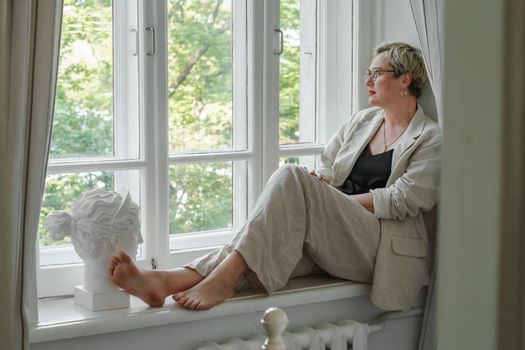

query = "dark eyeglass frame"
[[363, 68, 396, 82]]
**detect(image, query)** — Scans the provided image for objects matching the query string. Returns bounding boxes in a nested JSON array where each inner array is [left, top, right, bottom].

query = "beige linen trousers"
[[188, 164, 381, 290], [188, 105, 442, 311]]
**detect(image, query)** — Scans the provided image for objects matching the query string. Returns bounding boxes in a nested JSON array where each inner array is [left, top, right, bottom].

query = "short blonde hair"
[[374, 42, 427, 97]]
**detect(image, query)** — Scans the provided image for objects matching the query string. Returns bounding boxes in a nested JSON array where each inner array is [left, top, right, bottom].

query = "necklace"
[[383, 120, 407, 152]]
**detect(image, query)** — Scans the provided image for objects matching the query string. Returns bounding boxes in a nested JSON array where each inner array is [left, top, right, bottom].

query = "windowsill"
[[30, 275, 371, 344]]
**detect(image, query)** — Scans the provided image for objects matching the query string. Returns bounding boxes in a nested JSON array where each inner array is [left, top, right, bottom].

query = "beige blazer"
[[316, 105, 442, 310]]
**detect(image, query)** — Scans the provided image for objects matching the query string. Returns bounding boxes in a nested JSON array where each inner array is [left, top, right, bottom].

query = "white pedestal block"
[[74, 286, 130, 311]]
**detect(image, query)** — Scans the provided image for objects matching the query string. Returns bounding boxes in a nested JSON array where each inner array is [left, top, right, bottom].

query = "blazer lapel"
[[389, 105, 427, 182], [333, 111, 384, 185]]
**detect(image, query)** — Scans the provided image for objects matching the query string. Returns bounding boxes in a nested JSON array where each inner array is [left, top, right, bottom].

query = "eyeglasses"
[[363, 68, 395, 82]]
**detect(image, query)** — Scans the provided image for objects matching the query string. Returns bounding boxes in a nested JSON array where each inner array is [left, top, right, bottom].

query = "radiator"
[[197, 308, 384, 350]]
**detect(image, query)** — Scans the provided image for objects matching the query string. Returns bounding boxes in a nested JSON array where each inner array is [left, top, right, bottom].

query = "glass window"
[[167, 0, 236, 153], [37, 0, 344, 298], [52, 1, 115, 159], [169, 162, 233, 235], [279, 0, 317, 145]]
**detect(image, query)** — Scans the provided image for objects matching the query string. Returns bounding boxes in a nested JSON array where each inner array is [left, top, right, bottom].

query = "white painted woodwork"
[[31, 277, 426, 350], [261, 307, 288, 350], [37, 0, 353, 297], [299, 0, 317, 144]]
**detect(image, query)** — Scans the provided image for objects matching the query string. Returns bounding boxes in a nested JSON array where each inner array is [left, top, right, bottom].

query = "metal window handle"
[[145, 26, 155, 56], [274, 27, 283, 55]]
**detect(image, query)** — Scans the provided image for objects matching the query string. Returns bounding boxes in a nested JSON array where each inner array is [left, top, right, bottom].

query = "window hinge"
[[130, 28, 138, 56]]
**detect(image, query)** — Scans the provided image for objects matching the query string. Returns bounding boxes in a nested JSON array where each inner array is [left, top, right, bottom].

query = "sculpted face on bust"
[[111, 230, 140, 258], [46, 189, 143, 292]]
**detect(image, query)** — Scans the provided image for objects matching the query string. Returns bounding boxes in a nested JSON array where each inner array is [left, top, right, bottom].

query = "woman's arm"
[[371, 131, 441, 220], [352, 193, 375, 213], [315, 125, 346, 182]]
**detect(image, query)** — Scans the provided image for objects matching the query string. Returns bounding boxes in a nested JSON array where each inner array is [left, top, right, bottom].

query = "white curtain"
[[409, 0, 444, 349], [410, 0, 444, 126], [0, 1, 63, 349]]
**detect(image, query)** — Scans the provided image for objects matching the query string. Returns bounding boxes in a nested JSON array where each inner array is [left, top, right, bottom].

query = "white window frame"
[[37, 0, 360, 299], [38, 0, 147, 297]]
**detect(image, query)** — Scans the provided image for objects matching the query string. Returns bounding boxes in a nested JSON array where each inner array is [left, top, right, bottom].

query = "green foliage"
[[167, 0, 233, 153], [280, 0, 301, 144], [42, 0, 301, 245], [169, 163, 232, 234], [51, 0, 113, 158]]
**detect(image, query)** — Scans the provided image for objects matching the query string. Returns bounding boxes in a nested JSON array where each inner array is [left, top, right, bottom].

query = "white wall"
[[374, 0, 419, 46]]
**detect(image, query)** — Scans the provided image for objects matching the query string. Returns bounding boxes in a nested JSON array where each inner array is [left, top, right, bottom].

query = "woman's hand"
[[351, 193, 375, 213], [306, 168, 330, 184]]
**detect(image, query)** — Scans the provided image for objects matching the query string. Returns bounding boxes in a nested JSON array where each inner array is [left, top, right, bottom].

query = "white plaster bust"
[[46, 189, 143, 293]]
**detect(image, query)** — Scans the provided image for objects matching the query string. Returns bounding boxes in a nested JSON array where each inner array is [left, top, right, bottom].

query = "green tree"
[[41, 0, 115, 246], [167, 0, 233, 153], [41, 0, 301, 245], [51, 0, 113, 158], [280, 0, 301, 144]]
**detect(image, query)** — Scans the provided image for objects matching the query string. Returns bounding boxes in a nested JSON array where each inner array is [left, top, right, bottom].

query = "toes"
[[178, 296, 189, 306], [173, 291, 185, 302], [108, 258, 120, 276], [184, 297, 197, 309], [110, 256, 121, 267], [119, 250, 132, 264], [192, 300, 204, 310]]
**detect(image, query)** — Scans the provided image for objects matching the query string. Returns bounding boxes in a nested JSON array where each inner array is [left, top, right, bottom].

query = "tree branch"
[[209, 0, 223, 26], [169, 46, 210, 96], [168, 0, 227, 97]]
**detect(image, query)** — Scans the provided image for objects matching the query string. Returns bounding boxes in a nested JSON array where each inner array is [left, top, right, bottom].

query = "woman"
[[109, 42, 441, 311]]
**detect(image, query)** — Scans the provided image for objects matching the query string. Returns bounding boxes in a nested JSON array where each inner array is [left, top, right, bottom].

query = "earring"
[[401, 89, 408, 97]]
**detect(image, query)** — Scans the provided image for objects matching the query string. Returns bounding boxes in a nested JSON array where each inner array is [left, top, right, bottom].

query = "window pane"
[[167, 0, 234, 153], [169, 162, 233, 234], [280, 0, 317, 145], [39, 170, 142, 266], [51, 0, 114, 159], [279, 155, 317, 170], [280, 0, 300, 144]]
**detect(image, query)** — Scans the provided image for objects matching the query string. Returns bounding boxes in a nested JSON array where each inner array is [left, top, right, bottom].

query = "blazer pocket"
[[391, 235, 427, 258]]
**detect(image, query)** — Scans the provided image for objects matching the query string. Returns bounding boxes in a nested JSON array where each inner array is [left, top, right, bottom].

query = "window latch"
[[151, 257, 158, 270]]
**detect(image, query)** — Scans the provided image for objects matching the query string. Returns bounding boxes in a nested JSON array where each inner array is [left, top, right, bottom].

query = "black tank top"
[[336, 144, 393, 195]]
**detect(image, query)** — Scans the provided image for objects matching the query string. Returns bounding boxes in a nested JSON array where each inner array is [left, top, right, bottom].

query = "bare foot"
[[172, 275, 236, 310], [173, 251, 248, 310], [108, 251, 203, 307], [109, 251, 167, 306]]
